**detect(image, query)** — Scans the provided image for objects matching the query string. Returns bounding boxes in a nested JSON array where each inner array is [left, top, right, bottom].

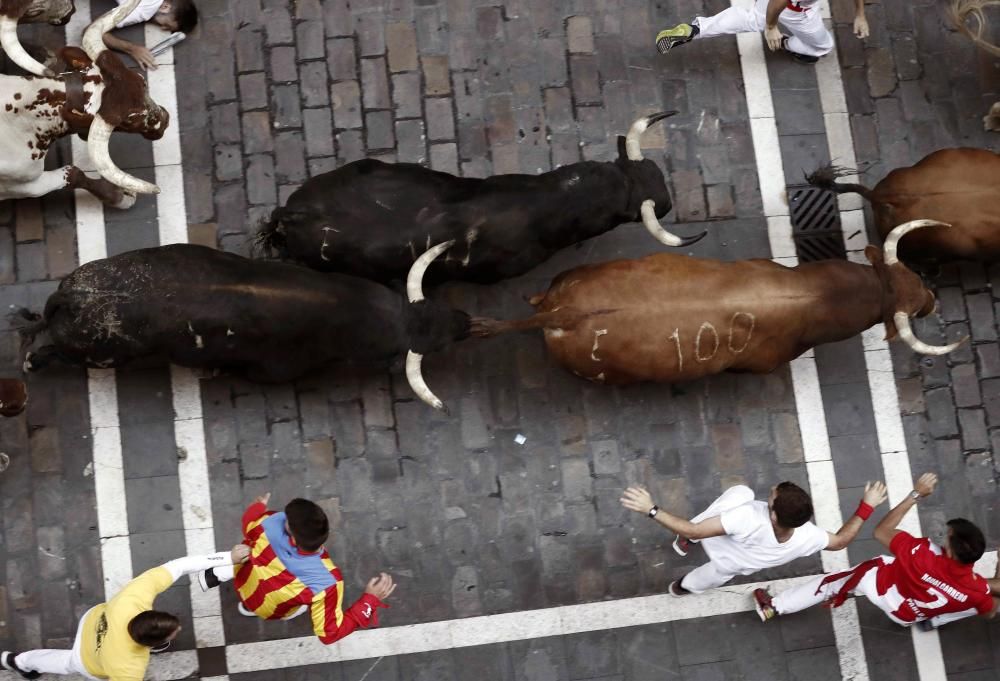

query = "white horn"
[[640, 199, 682, 246], [893, 312, 965, 356], [406, 240, 455, 303], [639, 199, 706, 248], [87, 114, 160, 194], [883, 219, 951, 265], [625, 117, 650, 161], [405, 350, 446, 412], [82, 0, 142, 59], [0, 15, 52, 76]]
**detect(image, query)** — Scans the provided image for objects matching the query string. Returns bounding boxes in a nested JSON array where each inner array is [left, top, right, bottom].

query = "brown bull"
[[472, 222, 959, 385], [0, 377, 27, 416], [809, 148, 1000, 262]]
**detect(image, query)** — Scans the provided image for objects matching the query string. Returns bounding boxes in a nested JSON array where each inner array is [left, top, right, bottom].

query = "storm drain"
[[788, 185, 845, 263]]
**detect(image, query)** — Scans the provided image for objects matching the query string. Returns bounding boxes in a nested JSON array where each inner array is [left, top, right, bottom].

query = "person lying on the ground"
[[102, 0, 198, 70], [621, 479, 887, 596], [754, 472, 1000, 628], [654, 0, 869, 64]]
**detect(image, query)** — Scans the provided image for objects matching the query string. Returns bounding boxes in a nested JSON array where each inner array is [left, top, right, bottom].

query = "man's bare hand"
[[862, 481, 888, 506], [365, 572, 397, 600], [231, 543, 250, 564], [914, 473, 938, 497], [254, 492, 271, 506], [128, 45, 158, 70], [853, 14, 869, 39], [765, 25, 783, 51], [620, 486, 656, 515]]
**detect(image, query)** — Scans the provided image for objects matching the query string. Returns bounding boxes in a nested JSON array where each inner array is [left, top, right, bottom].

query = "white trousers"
[[694, 0, 834, 57], [773, 562, 913, 625], [680, 485, 755, 594], [15, 607, 100, 679]]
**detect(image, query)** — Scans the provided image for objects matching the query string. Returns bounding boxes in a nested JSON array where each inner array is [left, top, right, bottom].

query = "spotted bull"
[[471, 222, 960, 385], [0, 377, 27, 416], [809, 148, 1000, 262], [1, 0, 75, 76], [0, 0, 167, 207], [255, 113, 706, 284], [13, 242, 469, 411]]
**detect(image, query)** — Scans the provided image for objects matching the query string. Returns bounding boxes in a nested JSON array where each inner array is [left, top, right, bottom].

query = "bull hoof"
[[109, 190, 137, 210], [22, 352, 35, 373]]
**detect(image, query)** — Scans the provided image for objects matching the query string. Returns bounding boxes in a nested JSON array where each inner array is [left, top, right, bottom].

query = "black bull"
[[13, 244, 469, 411], [255, 112, 706, 284]]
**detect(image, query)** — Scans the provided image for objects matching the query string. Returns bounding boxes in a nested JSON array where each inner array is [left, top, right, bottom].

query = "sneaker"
[[150, 641, 171, 654], [780, 37, 819, 64], [655, 23, 699, 53], [672, 535, 690, 556], [237, 602, 256, 617], [1, 652, 40, 680], [753, 588, 778, 622], [668, 580, 691, 597], [198, 567, 220, 592]]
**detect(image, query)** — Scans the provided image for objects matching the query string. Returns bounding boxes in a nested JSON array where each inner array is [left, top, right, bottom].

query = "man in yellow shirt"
[[1, 545, 247, 680]]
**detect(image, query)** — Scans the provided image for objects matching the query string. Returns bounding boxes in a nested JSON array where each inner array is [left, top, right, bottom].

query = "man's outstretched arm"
[[826, 481, 887, 550], [873, 473, 938, 548], [620, 486, 727, 540]]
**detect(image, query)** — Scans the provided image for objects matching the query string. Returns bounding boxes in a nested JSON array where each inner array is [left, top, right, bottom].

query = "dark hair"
[[127, 611, 180, 647], [171, 0, 198, 34], [772, 481, 814, 528], [947, 518, 985, 565], [285, 498, 329, 552]]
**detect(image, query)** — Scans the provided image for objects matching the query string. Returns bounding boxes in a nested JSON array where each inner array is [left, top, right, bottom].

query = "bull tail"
[[806, 164, 875, 201], [7, 307, 47, 351], [470, 308, 617, 338], [252, 207, 288, 258], [948, 0, 1000, 57]]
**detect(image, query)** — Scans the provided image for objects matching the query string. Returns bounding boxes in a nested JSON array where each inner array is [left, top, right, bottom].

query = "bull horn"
[[882, 219, 951, 265], [625, 110, 678, 161], [87, 114, 160, 194], [405, 350, 448, 413], [406, 240, 455, 303], [893, 312, 965, 356], [640, 199, 707, 248], [0, 15, 53, 76], [82, 0, 143, 60]]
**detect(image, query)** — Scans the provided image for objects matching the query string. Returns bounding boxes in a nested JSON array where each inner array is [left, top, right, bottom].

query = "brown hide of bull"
[[868, 148, 1000, 261], [473, 249, 934, 385], [0, 378, 27, 416]]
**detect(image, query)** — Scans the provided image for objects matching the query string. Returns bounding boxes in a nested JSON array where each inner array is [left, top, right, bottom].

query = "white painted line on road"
[[815, 6, 947, 679], [64, 0, 134, 601], [143, 20, 228, 655], [224, 574, 818, 674], [732, 2, 869, 678]]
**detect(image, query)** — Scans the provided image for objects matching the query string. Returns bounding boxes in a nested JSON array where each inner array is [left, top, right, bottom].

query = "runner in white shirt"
[[653, 0, 869, 64], [621, 480, 887, 596], [102, 0, 199, 70]]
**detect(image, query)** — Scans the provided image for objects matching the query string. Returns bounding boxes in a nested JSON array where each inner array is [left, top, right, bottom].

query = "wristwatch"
[[909, 489, 921, 501], [648, 505, 660, 518]]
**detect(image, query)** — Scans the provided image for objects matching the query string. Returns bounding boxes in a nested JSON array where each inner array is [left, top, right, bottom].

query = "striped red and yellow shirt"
[[234, 501, 385, 644]]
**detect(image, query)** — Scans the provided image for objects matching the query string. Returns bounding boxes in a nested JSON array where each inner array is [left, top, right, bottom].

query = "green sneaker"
[[655, 23, 699, 54]]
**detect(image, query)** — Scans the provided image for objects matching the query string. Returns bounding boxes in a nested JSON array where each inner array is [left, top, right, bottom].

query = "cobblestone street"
[[0, 0, 999, 679]]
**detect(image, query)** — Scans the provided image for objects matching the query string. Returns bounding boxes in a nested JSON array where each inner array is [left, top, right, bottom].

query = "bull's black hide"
[[257, 117, 703, 284], [15, 244, 470, 384]]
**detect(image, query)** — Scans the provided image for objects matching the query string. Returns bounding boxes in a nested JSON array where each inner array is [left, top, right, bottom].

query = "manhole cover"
[[788, 185, 845, 263]]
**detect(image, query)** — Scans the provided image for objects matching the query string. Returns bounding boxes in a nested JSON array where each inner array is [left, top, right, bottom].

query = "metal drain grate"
[[788, 185, 845, 263]]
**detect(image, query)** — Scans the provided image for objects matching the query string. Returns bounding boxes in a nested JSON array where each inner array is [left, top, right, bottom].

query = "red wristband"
[[855, 501, 874, 521]]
